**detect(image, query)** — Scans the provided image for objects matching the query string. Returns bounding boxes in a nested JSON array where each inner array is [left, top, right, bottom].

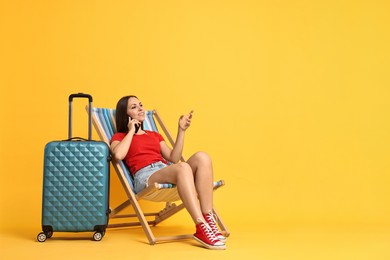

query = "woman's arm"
[[110, 118, 139, 160], [160, 111, 193, 163], [110, 134, 133, 161]]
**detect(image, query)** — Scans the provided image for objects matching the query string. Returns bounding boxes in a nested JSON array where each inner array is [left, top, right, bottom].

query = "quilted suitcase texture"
[[37, 93, 110, 242]]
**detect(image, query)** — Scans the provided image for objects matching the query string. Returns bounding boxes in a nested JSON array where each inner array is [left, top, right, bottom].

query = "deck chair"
[[90, 107, 229, 244]]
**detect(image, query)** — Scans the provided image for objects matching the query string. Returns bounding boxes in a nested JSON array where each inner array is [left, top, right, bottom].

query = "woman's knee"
[[192, 151, 212, 165], [172, 162, 194, 182], [175, 162, 193, 174]]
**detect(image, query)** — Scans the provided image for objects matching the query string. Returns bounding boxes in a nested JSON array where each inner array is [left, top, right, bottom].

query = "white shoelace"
[[205, 211, 226, 242], [205, 212, 219, 232], [197, 218, 219, 243]]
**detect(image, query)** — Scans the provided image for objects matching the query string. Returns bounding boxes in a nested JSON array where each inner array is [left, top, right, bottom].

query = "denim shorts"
[[134, 161, 168, 193]]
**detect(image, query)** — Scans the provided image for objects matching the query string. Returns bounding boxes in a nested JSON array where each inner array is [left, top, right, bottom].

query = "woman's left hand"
[[179, 110, 193, 131]]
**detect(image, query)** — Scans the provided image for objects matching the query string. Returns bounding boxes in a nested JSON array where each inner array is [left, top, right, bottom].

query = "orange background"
[[1, 0, 390, 258]]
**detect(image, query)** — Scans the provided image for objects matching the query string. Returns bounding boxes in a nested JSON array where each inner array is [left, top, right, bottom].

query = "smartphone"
[[129, 117, 143, 133]]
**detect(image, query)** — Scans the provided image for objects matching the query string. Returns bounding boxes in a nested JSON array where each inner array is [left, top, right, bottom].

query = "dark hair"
[[115, 95, 138, 133]]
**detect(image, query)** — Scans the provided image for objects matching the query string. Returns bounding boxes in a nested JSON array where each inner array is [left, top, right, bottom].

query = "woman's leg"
[[147, 162, 202, 223], [148, 158, 226, 248], [186, 152, 214, 214], [186, 152, 226, 242]]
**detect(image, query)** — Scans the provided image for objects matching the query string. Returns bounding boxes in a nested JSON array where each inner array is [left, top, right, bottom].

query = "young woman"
[[110, 95, 226, 250]]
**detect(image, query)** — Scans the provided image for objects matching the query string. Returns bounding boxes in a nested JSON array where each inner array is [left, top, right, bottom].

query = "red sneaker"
[[193, 218, 226, 250], [203, 211, 226, 243]]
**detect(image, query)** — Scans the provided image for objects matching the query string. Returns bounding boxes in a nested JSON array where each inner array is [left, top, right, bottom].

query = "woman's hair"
[[115, 95, 138, 133]]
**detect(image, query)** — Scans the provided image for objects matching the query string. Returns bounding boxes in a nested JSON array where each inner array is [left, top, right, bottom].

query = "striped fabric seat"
[[91, 107, 223, 202]]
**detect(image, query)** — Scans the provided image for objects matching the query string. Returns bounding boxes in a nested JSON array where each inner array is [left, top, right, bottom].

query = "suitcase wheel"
[[93, 231, 104, 241], [37, 232, 47, 242], [45, 230, 53, 238], [37, 230, 53, 242]]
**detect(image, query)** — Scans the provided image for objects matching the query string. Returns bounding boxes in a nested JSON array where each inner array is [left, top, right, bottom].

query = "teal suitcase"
[[37, 93, 110, 242]]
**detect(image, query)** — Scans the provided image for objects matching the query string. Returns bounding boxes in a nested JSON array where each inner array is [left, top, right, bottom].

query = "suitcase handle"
[[69, 93, 93, 102], [64, 137, 90, 142], [68, 93, 93, 140]]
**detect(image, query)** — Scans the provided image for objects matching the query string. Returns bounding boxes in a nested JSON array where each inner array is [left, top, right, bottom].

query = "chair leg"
[[129, 197, 157, 245], [109, 199, 131, 217], [213, 207, 230, 237]]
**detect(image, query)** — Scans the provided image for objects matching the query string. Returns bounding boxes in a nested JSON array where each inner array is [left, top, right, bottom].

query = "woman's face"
[[127, 97, 145, 122]]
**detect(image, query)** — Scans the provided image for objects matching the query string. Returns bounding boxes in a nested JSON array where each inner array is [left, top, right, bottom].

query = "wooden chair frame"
[[90, 108, 229, 244]]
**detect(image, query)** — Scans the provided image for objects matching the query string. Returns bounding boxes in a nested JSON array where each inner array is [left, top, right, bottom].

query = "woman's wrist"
[[127, 128, 135, 135]]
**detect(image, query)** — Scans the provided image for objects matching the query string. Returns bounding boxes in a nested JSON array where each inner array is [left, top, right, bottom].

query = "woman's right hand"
[[128, 117, 141, 133]]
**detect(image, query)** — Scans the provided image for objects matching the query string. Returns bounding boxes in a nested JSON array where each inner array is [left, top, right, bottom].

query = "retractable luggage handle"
[[68, 93, 93, 140]]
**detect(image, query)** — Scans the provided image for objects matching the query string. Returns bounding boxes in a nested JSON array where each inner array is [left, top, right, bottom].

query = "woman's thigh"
[[147, 162, 191, 186], [134, 162, 167, 193]]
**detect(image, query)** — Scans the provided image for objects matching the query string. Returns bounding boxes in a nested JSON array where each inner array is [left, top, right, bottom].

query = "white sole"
[[193, 236, 226, 250], [218, 237, 227, 243]]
